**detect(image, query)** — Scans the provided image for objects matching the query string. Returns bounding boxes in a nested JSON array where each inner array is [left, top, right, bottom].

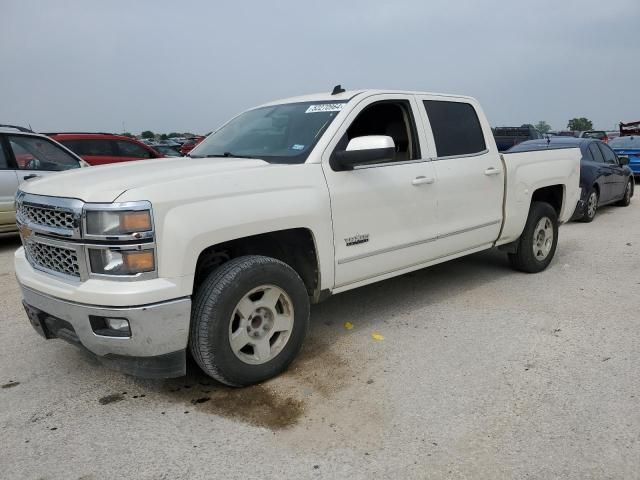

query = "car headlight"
[[85, 209, 152, 237], [88, 248, 155, 276]]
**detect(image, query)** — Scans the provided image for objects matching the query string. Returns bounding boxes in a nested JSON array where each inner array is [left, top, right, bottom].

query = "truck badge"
[[345, 233, 369, 246]]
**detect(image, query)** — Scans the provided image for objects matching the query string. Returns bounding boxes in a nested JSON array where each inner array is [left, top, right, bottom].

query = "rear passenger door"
[[598, 142, 626, 201], [585, 142, 608, 202], [416, 96, 504, 257]]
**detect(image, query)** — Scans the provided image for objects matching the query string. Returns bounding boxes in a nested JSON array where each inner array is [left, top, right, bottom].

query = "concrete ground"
[[1, 202, 638, 480]]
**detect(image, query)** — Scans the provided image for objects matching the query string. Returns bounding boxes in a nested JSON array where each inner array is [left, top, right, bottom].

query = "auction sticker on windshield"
[[305, 103, 345, 113]]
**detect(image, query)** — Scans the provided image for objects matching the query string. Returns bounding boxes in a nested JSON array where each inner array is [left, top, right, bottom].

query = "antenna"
[[331, 84, 345, 95]]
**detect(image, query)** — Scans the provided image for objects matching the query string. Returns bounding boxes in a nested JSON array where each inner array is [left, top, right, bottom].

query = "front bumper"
[[20, 285, 191, 378]]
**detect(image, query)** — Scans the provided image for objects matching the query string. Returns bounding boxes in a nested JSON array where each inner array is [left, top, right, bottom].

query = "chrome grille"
[[19, 204, 75, 230], [24, 241, 80, 278]]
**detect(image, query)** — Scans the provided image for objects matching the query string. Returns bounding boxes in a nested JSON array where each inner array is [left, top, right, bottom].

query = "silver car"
[[0, 125, 86, 233]]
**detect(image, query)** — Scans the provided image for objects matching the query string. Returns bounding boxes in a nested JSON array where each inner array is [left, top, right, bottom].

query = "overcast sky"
[[1, 0, 639, 134]]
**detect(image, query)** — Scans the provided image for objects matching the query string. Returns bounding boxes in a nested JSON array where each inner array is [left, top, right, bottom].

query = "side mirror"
[[330, 135, 395, 171], [618, 156, 630, 166]]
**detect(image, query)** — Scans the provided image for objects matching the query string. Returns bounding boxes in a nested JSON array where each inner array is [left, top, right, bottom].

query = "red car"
[[180, 136, 205, 156], [47, 133, 165, 165]]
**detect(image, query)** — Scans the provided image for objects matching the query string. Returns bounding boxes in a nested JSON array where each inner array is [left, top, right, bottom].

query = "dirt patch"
[[98, 393, 125, 405], [2, 381, 20, 389]]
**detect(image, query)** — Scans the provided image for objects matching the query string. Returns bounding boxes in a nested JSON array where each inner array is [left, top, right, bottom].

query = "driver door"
[[321, 94, 439, 288]]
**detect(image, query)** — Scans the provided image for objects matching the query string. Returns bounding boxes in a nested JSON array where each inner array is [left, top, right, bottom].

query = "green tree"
[[121, 132, 134, 138], [140, 130, 155, 139], [168, 132, 181, 138], [159, 133, 168, 140], [534, 121, 552, 134], [567, 118, 593, 131]]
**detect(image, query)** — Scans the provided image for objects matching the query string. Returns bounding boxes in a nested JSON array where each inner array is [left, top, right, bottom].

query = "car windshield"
[[189, 101, 347, 163], [582, 131, 606, 139], [610, 136, 639, 149]]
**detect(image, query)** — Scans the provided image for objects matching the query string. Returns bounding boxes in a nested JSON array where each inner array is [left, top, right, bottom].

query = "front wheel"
[[508, 201, 559, 273], [190, 255, 310, 387]]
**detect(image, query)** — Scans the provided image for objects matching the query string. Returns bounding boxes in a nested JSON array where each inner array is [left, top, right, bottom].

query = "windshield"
[[582, 131, 606, 139], [189, 101, 347, 163], [610, 136, 640, 149]]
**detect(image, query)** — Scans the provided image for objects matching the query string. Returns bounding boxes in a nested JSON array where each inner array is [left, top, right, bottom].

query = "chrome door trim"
[[337, 219, 501, 264]]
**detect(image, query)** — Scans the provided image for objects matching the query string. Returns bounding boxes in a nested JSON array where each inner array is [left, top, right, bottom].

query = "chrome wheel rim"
[[587, 192, 598, 218], [532, 216, 554, 261], [228, 285, 294, 365], [625, 181, 631, 202]]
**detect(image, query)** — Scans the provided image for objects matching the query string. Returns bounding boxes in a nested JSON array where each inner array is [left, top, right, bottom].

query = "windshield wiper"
[[202, 152, 258, 159]]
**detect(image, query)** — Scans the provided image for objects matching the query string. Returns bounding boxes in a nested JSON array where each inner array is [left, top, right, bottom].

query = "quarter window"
[[588, 143, 605, 163], [423, 100, 486, 158]]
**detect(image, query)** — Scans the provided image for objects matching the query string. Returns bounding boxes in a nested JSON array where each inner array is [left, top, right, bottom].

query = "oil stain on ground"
[[98, 393, 125, 405], [158, 371, 304, 430], [2, 381, 20, 389]]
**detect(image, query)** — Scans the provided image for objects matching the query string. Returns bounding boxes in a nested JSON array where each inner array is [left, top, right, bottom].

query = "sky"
[[1, 0, 639, 134]]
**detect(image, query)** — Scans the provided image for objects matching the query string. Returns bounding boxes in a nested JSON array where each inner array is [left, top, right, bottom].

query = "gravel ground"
[[1, 202, 639, 480]]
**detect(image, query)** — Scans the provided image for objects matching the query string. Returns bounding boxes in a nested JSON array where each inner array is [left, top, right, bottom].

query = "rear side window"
[[588, 143, 605, 163], [423, 100, 486, 158], [116, 140, 153, 159], [598, 143, 618, 164], [62, 139, 113, 156]]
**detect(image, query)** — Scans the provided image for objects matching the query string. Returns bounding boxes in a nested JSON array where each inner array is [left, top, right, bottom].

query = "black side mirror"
[[330, 135, 395, 171], [618, 156, 630, 166]]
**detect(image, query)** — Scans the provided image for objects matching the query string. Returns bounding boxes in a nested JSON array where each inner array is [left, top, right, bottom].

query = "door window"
[[339, 100, 420, 162], [8, 136, 81, 171], [598, 143, 618, 165], [61, 139, 114, 157], [115, 140, 154, 158], [423, 100, 486, 158], [588, 143, 605, 163]]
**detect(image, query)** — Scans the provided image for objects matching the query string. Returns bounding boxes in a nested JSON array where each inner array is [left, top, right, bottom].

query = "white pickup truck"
[[14, 89, 581, 386]]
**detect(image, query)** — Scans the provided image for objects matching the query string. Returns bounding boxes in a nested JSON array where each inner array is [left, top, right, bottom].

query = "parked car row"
[[508, 137, 634, 222]]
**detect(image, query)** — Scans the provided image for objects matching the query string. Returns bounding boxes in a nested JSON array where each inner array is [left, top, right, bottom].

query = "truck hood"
[[19, 157, 271, 203]]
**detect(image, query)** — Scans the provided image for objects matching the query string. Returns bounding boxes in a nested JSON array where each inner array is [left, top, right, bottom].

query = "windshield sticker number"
[[291, 144, 305, 150], [305, 104, 345, 114]]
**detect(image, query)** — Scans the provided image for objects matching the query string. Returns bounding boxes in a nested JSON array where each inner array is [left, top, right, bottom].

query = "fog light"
[[105, 318, 130, 332]]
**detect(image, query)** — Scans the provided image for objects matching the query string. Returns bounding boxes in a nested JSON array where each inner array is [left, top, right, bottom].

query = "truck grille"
[[24, 241, 80, 278], [18, 204, 75, 230]]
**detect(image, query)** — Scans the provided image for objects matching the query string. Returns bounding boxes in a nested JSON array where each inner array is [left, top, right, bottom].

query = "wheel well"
[[531, 185, 563, 215], [193, 228, 319, 298]]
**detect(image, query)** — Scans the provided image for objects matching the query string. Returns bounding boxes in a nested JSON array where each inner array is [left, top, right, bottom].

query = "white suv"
[[0, 125, 85, 233]]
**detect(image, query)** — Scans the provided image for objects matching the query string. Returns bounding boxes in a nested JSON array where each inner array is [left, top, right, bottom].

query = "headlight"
[[88, 248, 155, 275], [85, 209, 152, 236]]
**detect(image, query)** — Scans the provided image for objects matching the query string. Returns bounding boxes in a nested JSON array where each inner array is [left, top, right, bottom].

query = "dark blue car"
[[609, 136, 640, 177], [508, 137, 634, 222]]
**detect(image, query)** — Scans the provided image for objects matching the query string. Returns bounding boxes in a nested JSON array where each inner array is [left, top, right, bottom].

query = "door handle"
[[412, 176, 435, 186], [23, 174, 39, 180], [484, 167, 502, 176]]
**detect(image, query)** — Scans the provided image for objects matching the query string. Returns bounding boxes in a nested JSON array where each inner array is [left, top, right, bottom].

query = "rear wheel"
[[508, 201, 558, 273], [190, 255, 310, 387], [616, 179, 633, 207], [580, 188, 598, 222]]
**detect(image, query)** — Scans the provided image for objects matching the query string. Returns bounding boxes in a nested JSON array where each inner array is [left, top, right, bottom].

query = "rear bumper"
[[20, 285, 191, 378]]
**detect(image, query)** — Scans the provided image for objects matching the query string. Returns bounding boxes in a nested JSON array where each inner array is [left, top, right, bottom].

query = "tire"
[[508, 201, 559, 273], [189, 255, 310, 387], [615, 179, 633, 207], [579, 188, 599, 223]]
